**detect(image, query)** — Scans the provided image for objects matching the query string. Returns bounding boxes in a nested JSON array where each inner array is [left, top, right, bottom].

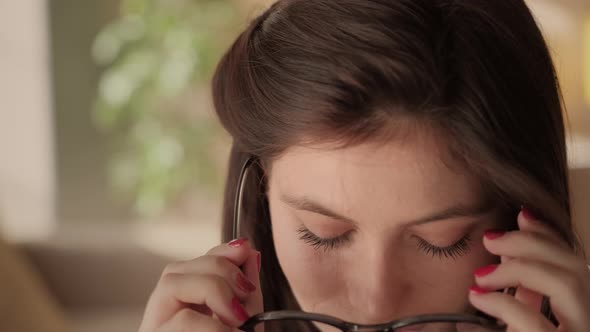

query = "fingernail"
[[484, 230, 506, 240], [236, 273, 256, 293], [256, 252, 261, 273], [228, 237, 248, 248], [521, 206, 539, 222], [469, 286, 491, 294], [474, 264, 498, 277], [231, 297, 250, 321]]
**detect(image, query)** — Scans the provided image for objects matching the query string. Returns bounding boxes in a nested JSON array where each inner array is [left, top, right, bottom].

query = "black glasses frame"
[[239, 311, 506, 332], [232, 155, 550, 331]]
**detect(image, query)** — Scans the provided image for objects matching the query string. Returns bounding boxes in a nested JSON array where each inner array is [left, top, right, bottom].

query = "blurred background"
[[0, 0, 588, 331]]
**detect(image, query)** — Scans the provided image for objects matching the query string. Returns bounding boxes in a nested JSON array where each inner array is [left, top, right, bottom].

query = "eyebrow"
[[279, 194, 494, 226]]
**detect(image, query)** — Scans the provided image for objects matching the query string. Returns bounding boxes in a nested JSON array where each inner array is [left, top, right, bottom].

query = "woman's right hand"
[[138, 238, 263, 332]]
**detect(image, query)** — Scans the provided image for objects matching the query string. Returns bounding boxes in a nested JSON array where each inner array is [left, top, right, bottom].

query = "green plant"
[[92, 0, 239, 217]]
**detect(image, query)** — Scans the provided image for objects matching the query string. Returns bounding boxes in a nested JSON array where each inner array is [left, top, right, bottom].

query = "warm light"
[[584, 15, 590, 108]]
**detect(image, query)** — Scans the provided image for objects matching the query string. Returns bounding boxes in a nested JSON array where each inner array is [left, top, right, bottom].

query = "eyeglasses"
[[238, 311, 506, 331], [231, 156, 519, 332]]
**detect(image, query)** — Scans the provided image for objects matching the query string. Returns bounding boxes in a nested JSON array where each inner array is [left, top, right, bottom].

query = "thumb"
[[242, 250, 263, 316]]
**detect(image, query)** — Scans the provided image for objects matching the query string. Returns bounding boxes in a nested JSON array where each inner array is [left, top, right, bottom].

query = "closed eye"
[[298, 225, 474, 260], [297, 226, 354, 252], [414, 235, 473, 260]]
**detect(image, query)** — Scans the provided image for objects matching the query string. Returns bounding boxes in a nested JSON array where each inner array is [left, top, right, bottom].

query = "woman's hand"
[[469, 208, 590, 331], [138, 238, 262, 332]]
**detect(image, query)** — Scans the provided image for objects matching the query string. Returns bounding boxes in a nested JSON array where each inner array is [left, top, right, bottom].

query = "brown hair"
[[211, 0, 584, 314]]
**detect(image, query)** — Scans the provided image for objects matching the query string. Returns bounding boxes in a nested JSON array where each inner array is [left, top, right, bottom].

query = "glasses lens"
[[396, 322, 505, 332], [250, 319, 342, 332]]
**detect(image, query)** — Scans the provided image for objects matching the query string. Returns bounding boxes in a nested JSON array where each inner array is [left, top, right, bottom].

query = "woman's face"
[[266, 133, 504, 325]]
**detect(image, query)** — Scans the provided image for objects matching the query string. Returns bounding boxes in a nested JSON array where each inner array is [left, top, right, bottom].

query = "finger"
[[511, 210, 546, 313], [474, 258, 590, 329], [159, 308, 232, 332], [189, 303, 214, 316], [208, 238, 256, 266], [468, 289, 555, 332], [483, 230, 583, 273], [164, 238, 253, 275], [158, 273, 251, 327], [517, 207, 569, 249], [242, 250, 263, 315], [167, 255, 257, 299], [513, 286, 544, 313], [478, 260, 543, 314]]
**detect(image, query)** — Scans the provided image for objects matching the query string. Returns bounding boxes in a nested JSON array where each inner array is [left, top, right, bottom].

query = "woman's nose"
[[351, 247, 413, 323]]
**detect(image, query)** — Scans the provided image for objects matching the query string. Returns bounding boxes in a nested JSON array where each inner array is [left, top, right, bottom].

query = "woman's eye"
[[297, 226, 353, 252], [297, 225, 473, 259], [415, 235, 473, 260]]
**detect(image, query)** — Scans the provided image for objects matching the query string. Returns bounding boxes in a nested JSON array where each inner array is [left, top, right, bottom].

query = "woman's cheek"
[[271, 219, 349, 310]]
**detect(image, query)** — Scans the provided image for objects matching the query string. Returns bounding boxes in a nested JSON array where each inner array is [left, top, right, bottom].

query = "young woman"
[[138, 1, 590, 331]]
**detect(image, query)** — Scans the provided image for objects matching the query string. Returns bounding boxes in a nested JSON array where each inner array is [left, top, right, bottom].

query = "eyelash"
[[297, 226, 354, 252], [297, 226, 473, 259], [415, 235, 473, 260]]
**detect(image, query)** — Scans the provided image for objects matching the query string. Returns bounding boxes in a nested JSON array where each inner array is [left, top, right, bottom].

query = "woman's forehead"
[[271, 135, 467, 187], [268, 138, 484, 226]]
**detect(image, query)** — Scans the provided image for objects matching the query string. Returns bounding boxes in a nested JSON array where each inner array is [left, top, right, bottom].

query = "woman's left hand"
[[469, 207, 590, 332]]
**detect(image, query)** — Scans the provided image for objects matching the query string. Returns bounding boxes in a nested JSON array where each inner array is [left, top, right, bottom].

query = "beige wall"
[[0, 0, 56, 240]]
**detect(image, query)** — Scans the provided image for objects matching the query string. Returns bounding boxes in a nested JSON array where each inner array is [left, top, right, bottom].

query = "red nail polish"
[[231, 297, 250, 321], [228, 237, 248, 248], [236, 273, 256, 293], [521, 207, 538, 222], [484, 230, 506, 240], [469, 286, 491, 294], [256, 252, 261, 273], [474, 264, 498, 277]]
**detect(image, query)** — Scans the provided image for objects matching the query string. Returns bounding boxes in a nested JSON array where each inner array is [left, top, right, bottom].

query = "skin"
[[266, 134, 502, 326], [138, 132, 590, 332]]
